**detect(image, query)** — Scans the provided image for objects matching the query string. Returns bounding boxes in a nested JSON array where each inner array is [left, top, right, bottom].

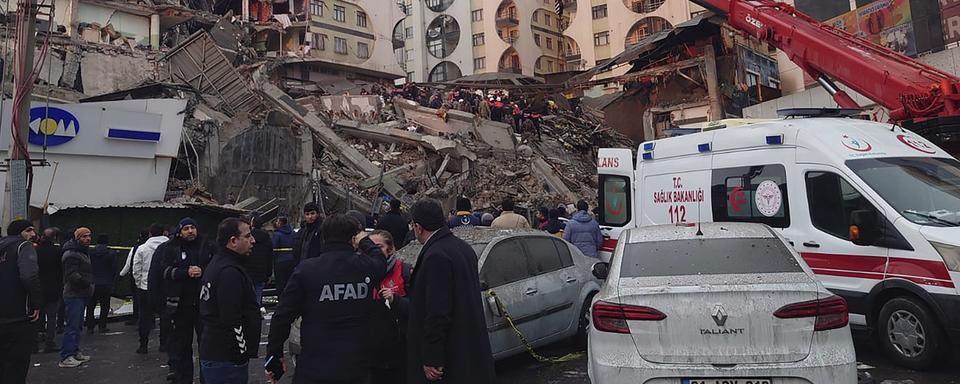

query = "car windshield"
[[847, 157, 960, 227], [619, 238, 802, 278]]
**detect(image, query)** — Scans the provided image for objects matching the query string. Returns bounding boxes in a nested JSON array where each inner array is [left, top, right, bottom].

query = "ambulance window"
[[711, 164, 790, 227], [806, 171, 877, 240], [481, 239, 532, 288], [600, 176, 631, 226]]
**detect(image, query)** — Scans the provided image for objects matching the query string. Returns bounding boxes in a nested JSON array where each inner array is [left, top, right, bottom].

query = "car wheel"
[[573, 292, 597, 346], [877, 297, 948, 370]]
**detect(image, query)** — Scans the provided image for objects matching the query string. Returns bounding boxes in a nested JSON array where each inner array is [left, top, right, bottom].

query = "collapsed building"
[[2, 0, 630, 230]]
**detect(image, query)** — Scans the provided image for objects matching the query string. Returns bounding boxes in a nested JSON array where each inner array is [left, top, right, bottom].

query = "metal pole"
[[4, 0, 37, 228]]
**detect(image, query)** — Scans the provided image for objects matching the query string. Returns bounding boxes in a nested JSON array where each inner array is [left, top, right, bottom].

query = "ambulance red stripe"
[[801, 252, 954, 288]]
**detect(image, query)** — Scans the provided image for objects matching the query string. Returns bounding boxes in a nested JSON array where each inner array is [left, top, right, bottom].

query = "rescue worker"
[[199, 218, 261, 383], [368, 230, 412, 384], [156, 218, 215, 384], [265, 214, 388, 384], [0, 220, 42, 383], [447, 197, 479, 228]]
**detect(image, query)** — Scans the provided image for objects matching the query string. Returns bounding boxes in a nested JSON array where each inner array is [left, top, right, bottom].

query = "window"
[[594, 31, 610, 46], [310, 0, 323, 17], [472, 9, 483, 22], [535, 60, 541, 70], [546, 37, 553, 49], [745, 70, 760, 88], [333, 5, 345, 22], [311, 33, 326, 50], [481, 239, 531, 288], [805, 171, 879, 239], [357, 42, 369, 59], [620, 238, 802, 278], [356, 11, 367, 27], [592, 5, 608, 19], [407, 71, 415, 81], [711, 164, 790, 228], [552, 238, 574, 267], [532, 12, 538, 22], [474, 57, 485, 69], [521, 237, 564, 275], [404, 2, 413, 16], [405, 27, 413, 39], [544, 14, 551, 26], [472, 33, 485, 46], [768, 78, 781, 89], [334, 37, 347, 54], [533, 33, 540, 46], [600, 175, 631, 226]]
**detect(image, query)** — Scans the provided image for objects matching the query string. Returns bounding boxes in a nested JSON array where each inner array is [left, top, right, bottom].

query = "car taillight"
[[774, 295, 849, 331], [591, 300, 666, 334]]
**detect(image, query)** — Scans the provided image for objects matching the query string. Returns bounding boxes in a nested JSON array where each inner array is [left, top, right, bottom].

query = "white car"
[[588, 222, 857, 384]]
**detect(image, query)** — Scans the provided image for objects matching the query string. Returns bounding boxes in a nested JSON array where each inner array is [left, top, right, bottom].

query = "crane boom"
[[691, 0, 960, 123]]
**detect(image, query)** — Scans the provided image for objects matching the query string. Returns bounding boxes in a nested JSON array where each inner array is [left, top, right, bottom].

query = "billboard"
[[825, 0, 918, 56], [943, 0, 960, 46]]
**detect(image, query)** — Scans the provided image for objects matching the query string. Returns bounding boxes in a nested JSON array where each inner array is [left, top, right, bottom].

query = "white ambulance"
[[597, 116, 960, 370]]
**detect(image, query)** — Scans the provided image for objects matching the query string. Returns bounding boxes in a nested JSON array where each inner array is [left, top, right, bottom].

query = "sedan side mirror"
[[592, 262, 610, 280], [849, 210, 880, 246]]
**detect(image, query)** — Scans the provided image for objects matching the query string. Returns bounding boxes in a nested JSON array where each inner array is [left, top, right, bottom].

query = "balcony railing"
[[496, 16, 519, 28], [564, 53, 581, 62], [392, 37, 405, 49], [631, 0, 665, 13]]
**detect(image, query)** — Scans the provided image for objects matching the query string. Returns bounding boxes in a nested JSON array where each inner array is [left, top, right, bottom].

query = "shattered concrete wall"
[[77, 3, 152, 46], [35, 46, 155, 97], [201, 121, 313, 218], [318, 95, 381, 124]]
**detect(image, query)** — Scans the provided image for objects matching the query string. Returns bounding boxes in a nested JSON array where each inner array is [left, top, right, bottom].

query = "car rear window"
[[619, 238, 802, 277]]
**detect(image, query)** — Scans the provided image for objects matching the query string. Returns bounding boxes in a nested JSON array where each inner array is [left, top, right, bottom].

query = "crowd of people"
[[0, 193, 605, 384]]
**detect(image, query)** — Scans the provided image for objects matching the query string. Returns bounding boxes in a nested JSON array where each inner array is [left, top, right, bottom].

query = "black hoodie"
[[0, 236, 42, 325], [199, 248, 262, 364]]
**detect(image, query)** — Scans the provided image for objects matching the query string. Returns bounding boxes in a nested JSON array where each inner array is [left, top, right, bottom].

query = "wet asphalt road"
[[25, 316, 960, 384]]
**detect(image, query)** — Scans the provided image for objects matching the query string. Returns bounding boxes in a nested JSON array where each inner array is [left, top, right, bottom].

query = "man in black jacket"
[[60, 228, 94, 368], [265, 214, 387, 384], [199, 218, 261, 383], [406, 199, 495, 384], [295, 202, 323, 261], [86, 234, 116, 334], [0, 220, 42, 384], [36, 227, 63, 353], [158, 217, 215, 384], [375, 199, 410, 249]]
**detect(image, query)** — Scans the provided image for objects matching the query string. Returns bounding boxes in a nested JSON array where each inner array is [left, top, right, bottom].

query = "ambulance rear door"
[[597, 148, 636, 260]]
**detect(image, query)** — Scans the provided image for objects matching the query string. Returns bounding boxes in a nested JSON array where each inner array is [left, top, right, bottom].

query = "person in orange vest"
[[369, 230, 413, 384]]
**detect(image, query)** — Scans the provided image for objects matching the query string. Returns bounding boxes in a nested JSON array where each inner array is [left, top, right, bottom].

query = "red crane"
[[692, 0, 960, 150]]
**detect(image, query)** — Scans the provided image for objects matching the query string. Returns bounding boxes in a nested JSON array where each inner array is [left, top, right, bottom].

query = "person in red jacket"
[[369, 230, 412, 384]]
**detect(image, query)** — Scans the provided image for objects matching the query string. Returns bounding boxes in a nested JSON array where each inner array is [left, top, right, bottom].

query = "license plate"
[[682, 380, 771, 384]]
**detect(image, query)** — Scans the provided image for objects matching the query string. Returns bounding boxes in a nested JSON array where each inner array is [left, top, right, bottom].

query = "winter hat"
[[481, 213, 495, 226], [7, 219, 33, 237], [304, 202, 319, 213], [177, 217, 197, 232], [74, 227, 91, 240], [455, 196, 472, 212]]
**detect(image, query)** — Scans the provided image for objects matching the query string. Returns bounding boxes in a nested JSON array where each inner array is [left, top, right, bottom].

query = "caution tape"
[[95, 246, 295, 252], [486, 290, 586, 364]]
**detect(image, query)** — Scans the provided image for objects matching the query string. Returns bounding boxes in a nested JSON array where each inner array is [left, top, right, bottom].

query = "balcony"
[[563, 0, 577, 12], [499, 66, 522, 74], [630, 0, 665, 14], [503, 36, 518, 45], [564, 53, 581, 62], [393, 34, 405, 49], [496, 15, 519, 28]]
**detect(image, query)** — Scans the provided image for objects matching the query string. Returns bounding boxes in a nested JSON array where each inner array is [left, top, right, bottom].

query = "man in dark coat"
[[265, 214, 387, 383], [270, 217, 298, 293], [156, 217, 215, 384], [0, 220, 42, 383], [36, 227, 63, 353], [295, 202, 323, 261], [406, 199, 495, 384], [85, 234, 116, 333], [376, 199, 410, 250], [60, 228, 94, 368], [246, 214, 274, 307]]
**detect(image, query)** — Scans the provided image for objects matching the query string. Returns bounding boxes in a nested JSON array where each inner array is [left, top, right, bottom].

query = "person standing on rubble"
[[563, 200, 603, 259], [535, 207, 550, 231], [491, 198, 531, 229], [0, 220, 42, 383], [270, 217, 298, 293], [296, 202, 324, 260], [156, 218, 215, 384], [477, 95, 491, 120], [448, 197, 480, 228]]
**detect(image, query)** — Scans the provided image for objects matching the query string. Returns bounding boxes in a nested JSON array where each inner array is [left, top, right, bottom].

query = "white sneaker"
[[74, 352, 91, 362], [59, 356, 83, 368]]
